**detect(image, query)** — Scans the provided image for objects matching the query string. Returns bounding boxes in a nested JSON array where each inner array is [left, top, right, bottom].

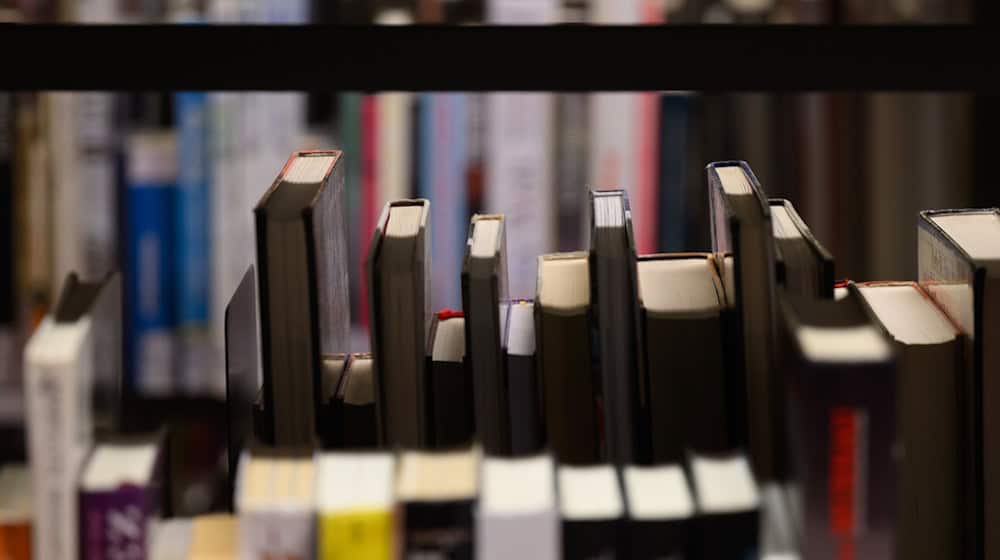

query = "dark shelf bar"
[[2, 24, 999, 91]]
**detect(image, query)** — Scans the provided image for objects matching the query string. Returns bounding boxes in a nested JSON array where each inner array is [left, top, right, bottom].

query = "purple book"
[[79, 433, 166, 560]]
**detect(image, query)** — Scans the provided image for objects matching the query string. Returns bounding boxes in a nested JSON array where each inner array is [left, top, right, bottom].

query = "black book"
[[254, 151, 349, 446], [427, 311, 474, 449], [330, 353, 378, 449], [366, 199, 431, 448], [505, 300, 543, 455], [397, 448, 478, 559], [622, 464, 694, 559], [224, 266, 260, 499], [769, 198, 835, 299], [918, 208, 1000, 560], [858, 281, 964, 559], [461, 214, 510, 454], [558, 464, 624, 559], [589, 189, 643, 464], [689, 451, 761, 559], [535, 252, 600, 464], [707, 161, 780, 479], [780, 289, 897, 558], [636, 253, 730, 463]]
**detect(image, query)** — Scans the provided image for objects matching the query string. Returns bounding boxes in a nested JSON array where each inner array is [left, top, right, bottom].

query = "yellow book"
[[188, 514, 237, 560], [316, 453, 396, 560]]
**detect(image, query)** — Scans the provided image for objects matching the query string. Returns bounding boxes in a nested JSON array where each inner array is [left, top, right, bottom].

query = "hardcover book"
[[622, 464, 694, 559], [427, 311, 473, 448], [254, 150, 349, 446], [396, 448, 479, 559], [317, 452, 395, 560], [689, 452, 761, 559], [505, 300, 542, 455], [558, 465, 623, 559], [477, 454, 558, 560], [236, 448, 316, 560], [770, 198, 835, 299]]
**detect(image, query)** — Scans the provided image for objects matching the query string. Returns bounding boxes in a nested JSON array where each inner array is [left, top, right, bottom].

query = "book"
[[558, 464, 623, 559], [917, 208, 1000, 559], [689, 451, 761, 559], [621, 464, 694, 559], [254, 151, 349, 446], [707, 161, 780, 479], [857, 281, 964, 559], [174, 89, 215, 396], [590, 189, 643, 464], [535, 252, 600, 464], [316, 452, 395, 560], [396, 448, 479, 559], [779, 290, 897, 558], [505, 299, 543, 454], [25, 271, 118, 560], [759, 482, 800, 558], [79, 433, 166, 560], [477, 454, 558, 560], [328, 353, 378, 449], [419, 93, 468, 310], [236, 449, 315, 560], [658, 92, 696, 252], [555, 91, 588, 251], [148, 518, 192, 560], [188, 514, 237, 560], [125, 130, 177, 396], [770, 198, 835, 299], [461, 214, 510, 454], [224, 266, 259, 496], [0, 465, 31, 560], [636, 253, 731, 462], [427, 310, 474, 449], [366, 199, 431, 448]]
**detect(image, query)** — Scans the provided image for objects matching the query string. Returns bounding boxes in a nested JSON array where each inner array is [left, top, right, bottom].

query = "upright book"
[[316, 452, 395, 560], [622, 464, 694, 559], [636, 253, 731, 462], [917, 208, 1000, 560], [505, 299, 543, 454], [558, 464, 623, 559], [770, 198, 835, 299], [25, 272, 119, 560], [79, 433, 166, 560], [461, 214, 510, 454], [236, 448, 315, 560], [328, 353, 378, 449], [427, 310, 473, 448], [780, 289, 897, 558], [224, 266, 259, 494], [535, 252, 599, 464], [858, 281, 964, 559], [366, 199, 432, 448], [396, 448, 479, 559], [254, 150, 349, 446], [589, 190, 643, 464], [707, 161, 780, 479], [689, 451, 761, 559], [477, 454, 559, 560]]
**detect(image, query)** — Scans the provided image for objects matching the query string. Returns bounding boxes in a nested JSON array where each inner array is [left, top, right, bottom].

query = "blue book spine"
[[420, 94, 468, 310], [174, 92, 213, 394], [659, 93, 692, 252], [126, 134, 177, 396]]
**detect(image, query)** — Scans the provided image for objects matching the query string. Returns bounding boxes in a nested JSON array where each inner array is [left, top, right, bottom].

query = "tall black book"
[[689, 451, 761, 559], [254, 151, 349, 446], [770, 198, 835, 299], [780, 288, 897, 558], [589, 190, 643, 464], [224, 266, 260, 500], [505, 300, 543, 455], [858, 281, 965, 559], [461, 214, 510, 454], [366, 199, 431, 448], [427, 311, 473, 449], [327, 353, 378, 449], [535, 252, 600, 464], [621, 464, 694, 559], [558, 465, 624, 559], [918, 208, 1000, 560], [707, 161, 780, 479], [636, 253, 730, 462], [397, 448, 478, 559]]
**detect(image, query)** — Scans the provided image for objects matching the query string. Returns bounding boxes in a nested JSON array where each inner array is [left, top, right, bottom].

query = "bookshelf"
[[1, 25, 999, 90]]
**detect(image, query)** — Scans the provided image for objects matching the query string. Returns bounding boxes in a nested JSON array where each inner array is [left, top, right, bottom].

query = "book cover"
[[236, 449, 315, 560], [397, 449, 478, 559], [316, 452, 395, 560], [477, 454, 558, 560]]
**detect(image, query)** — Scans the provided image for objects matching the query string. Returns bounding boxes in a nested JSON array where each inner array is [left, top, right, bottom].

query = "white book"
[[148, 518, 193, 560], [477, 454, 559, 560], [486, 0, 558, 299], [25, 316, 95, 560], [236, 451, 316, 560]]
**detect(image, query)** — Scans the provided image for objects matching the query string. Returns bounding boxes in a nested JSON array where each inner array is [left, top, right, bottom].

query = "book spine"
[[360, 95, 378, 326], [318, 510, 392, 560], [658, 93, 692, 252], [75, 93, 119, 280], [376, 92, 412, 206], [402, 501, 475, 558], [337, 93, 366, 330], [80, 485, 152, 560], [174, 91, 214, 396], [240, 510, 314, 560], [125, 134, 177, 396]]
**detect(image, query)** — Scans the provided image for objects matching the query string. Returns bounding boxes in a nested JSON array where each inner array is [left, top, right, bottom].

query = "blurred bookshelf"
[[0, 0, 997, 530]]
